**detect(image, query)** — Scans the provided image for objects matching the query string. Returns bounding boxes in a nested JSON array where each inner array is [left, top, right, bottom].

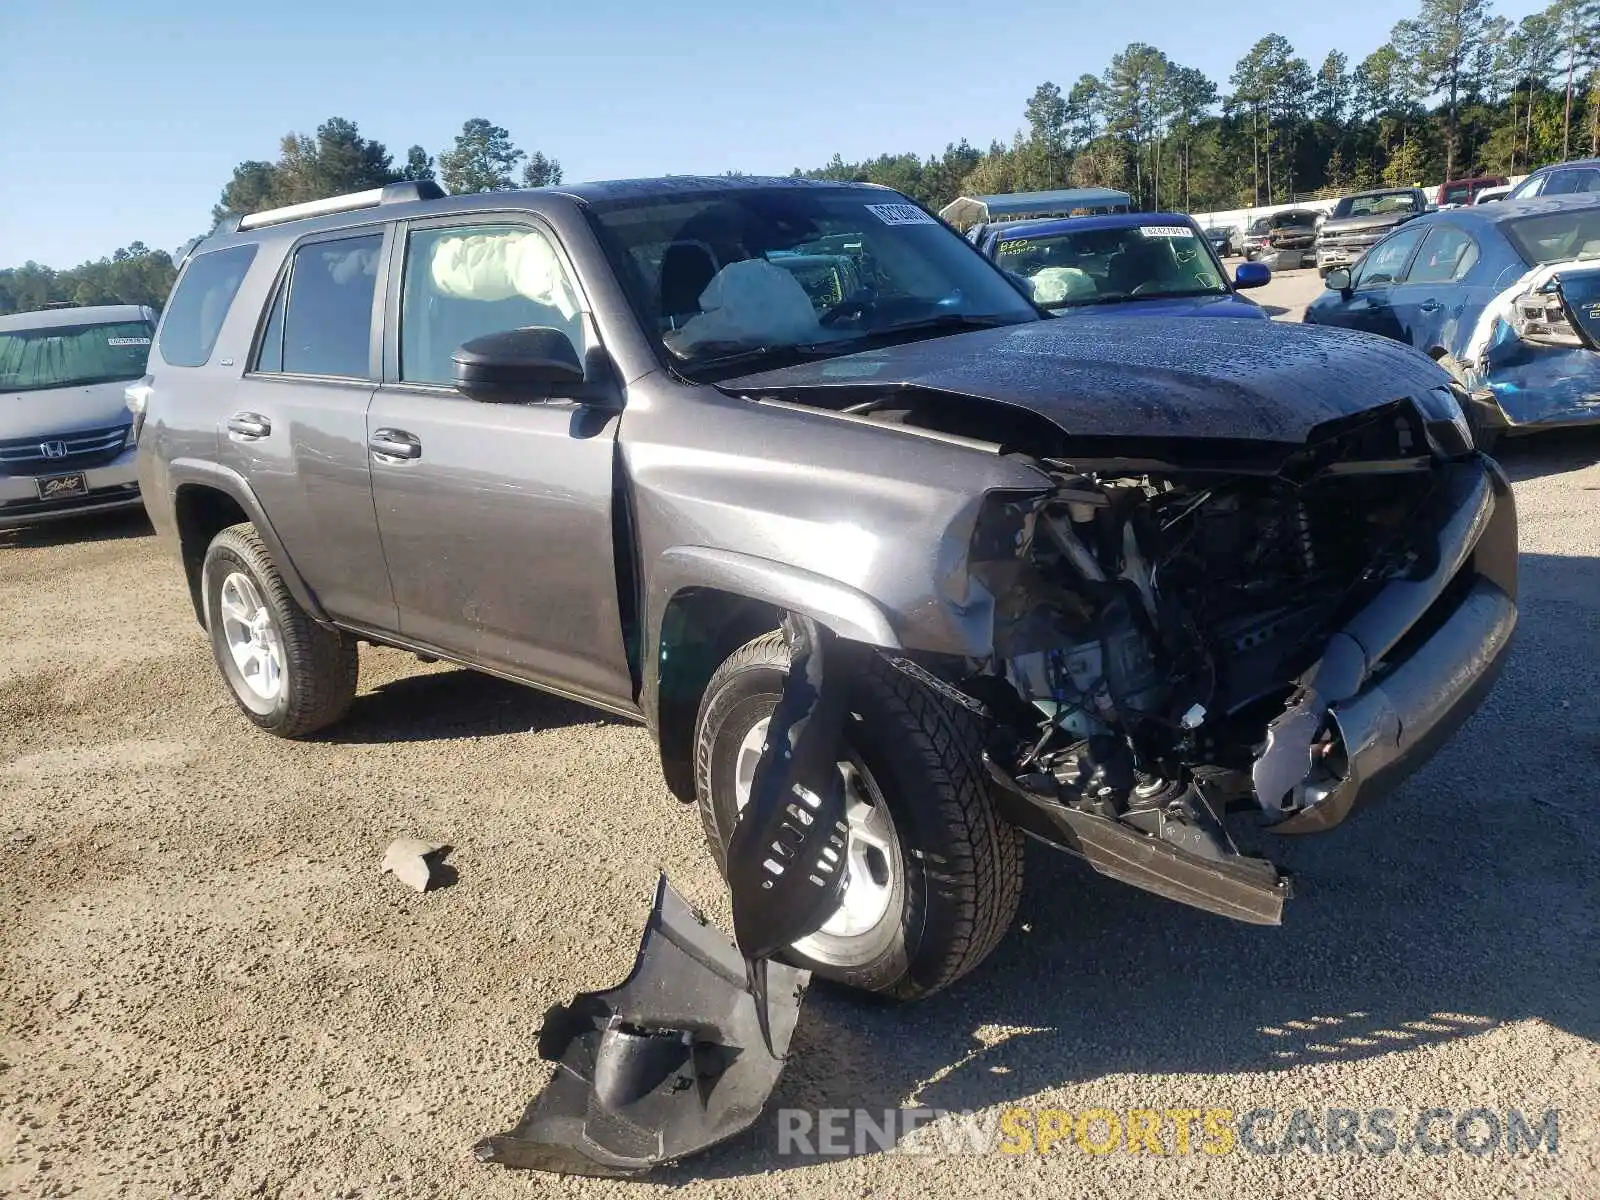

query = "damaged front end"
[[962, 397, 1518, 924]]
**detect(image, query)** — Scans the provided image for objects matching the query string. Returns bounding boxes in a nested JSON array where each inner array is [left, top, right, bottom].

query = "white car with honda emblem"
[[0, 304, 154, 529]]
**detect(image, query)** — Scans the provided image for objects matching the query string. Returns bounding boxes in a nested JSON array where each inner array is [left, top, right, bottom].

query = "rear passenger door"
[[365, 214, 635, 711], [1384, 223, 1481, 351], [225, 228, 396, 630]]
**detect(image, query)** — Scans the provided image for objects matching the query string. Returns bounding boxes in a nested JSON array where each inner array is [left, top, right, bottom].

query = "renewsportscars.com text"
[[776, 1106, 1562, 1158]]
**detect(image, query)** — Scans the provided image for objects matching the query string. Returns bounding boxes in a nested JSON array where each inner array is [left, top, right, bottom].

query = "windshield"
[[993, 222, 1227, 309], [1334, 193, 1421, 219], [584, 186, 1038, 376], [1504, 209, 1600, 265], [1442, 184, 1473, 205], [0, 319, 153, 394]]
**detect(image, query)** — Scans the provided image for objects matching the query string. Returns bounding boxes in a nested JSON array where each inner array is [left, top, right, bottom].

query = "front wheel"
[[201, 523, 359, 737], [693, 630, 1024, 999]]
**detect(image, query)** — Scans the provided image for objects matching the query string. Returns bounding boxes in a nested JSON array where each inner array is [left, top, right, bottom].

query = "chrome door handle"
[[369, 429, 421, 461], [1418, 300, 1442, 313], [226, 412, 271, 439]]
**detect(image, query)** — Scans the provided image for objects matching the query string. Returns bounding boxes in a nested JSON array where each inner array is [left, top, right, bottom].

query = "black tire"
[[201, 522, 358, 737], [694, 630, 1024, 1000], [1437, 354, 1503, 453]]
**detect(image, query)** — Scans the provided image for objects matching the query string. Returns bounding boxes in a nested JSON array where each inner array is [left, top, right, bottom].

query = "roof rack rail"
[[235, 179, 446, 232]]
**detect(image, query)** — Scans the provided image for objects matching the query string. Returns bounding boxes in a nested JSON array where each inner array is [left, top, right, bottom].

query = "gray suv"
[[137, 177, 1518, 999], [1, 303, 154, 528]]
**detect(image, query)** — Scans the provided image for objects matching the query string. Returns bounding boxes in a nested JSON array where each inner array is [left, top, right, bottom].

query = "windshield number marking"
[[865, 203, 937, 227], [106, 337, 152, 346], [1139, 226, 1195, 239]]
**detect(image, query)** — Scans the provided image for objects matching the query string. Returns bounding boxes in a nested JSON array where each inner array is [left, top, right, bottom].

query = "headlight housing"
[[1414, 385, 1475, 457], [124, 380, 152, 447]]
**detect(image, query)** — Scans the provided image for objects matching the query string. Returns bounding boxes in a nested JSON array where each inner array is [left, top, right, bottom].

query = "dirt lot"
[[4, 406, 1598, 1195]]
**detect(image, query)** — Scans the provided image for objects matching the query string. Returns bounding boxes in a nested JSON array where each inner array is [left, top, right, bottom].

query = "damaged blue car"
[[1305, 194, 1600, 449]]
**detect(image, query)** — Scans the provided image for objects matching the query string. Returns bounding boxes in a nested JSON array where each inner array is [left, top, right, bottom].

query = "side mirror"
[[1324, 267, 1353, 294], [1234, 262, 1271, 289], [452, 327, 585, 403]]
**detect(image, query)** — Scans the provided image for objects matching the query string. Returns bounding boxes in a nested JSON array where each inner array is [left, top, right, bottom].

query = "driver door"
[[1323, 225, 1426, 341], [365, 214, 636, 712]]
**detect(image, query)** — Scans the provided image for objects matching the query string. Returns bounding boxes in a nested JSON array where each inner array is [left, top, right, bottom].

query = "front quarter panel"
[[624, 374, 1054, 713]]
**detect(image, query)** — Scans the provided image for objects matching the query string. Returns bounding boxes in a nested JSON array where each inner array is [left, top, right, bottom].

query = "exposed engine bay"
[[960, 403, 1453, 915]]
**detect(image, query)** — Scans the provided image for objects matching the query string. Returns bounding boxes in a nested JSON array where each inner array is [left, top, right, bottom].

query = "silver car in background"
[[0, 303, 153, 529]]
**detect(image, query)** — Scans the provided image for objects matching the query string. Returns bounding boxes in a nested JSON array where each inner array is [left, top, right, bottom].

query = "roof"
[[1433, 193, 1600, 225], [0, 303, 155, 332], [938, 188, 1132, 224], [555, 175, 886, 203], [989, 212, 1199, 240], [1524, 157, 1600, 173]]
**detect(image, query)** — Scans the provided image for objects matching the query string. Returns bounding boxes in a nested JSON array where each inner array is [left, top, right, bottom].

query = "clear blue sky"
[[0, 0, 1548, 267]]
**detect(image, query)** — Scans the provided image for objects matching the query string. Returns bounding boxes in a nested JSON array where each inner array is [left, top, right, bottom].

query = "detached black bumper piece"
[[475, 876, 808, 1178]]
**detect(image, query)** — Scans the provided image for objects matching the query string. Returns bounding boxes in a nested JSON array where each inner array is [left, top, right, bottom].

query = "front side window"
[[399, 224, 587, 386], [994, 222, 1227, 309], [1509, 174, 1546, 200], [586, 186, 1038, 377], [1355, 227, 1424, 289], [261, 234, 383, 378], [0, 318, 153, 393], [1404, 226, 1479, 284], [159, 244, 256, 367]]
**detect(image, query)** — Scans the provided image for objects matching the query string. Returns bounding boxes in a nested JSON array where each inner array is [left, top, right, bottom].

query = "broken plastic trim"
[[475, 876, 808, 1177], [726, 612, 864, 1051]]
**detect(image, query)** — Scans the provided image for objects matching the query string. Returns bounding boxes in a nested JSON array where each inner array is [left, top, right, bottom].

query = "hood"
[[721, 316, 1450, 445], [1051, 294, 1266, 321], [1320, 212, 1417, 237], [0, 379, 135, 440]]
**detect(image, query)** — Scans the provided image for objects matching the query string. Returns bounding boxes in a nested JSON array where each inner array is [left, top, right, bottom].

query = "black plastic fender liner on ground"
[[474, 876, 809, 1178], [478, 614, 871, 1177]]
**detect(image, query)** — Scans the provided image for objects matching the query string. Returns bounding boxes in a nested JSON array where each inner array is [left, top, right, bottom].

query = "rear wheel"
[[201, 523, 358, 737], [1437, 354, 1503, 453], [693, 630, 1024, 1000]]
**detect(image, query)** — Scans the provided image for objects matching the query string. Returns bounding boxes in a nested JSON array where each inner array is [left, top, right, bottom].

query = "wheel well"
[[174, 484, 249, 625], [655, 589, 781, 803]]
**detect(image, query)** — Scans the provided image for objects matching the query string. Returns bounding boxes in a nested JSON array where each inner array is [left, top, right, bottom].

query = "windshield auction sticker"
[[1138, 226, 1196, 239], [107, 337, 152, 346], [865, 203, 937, 226]]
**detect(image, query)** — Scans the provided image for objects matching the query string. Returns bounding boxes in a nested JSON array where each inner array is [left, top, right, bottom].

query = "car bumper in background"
[[0, 447, 143, 530]]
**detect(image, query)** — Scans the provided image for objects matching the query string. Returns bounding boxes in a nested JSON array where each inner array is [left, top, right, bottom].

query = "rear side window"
[[159, 245, 257, 367], [257, 234, 383, 379]]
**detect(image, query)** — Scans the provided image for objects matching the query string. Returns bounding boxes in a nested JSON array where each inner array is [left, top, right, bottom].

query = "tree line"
[[4, 0, 1597, 315], [795, 0, 1598, 215], [1, 117, 562, 316]]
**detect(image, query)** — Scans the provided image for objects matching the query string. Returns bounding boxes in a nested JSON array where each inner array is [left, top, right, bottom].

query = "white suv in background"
[[0, 303, 154, 529]]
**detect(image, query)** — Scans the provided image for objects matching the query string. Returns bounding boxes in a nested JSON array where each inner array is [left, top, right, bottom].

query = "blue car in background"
[[1305, 195, 1600, 448], [974, 212, 1272, 319]]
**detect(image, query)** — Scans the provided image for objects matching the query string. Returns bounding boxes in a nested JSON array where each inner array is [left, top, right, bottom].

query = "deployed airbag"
[[665, 258, 821, 354], [430, 230, 579, 319]]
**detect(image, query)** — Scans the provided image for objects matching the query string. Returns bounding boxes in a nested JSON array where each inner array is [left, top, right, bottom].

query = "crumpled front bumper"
[[986, 457, 1517, 925], [1265, 456, 1518, 832]]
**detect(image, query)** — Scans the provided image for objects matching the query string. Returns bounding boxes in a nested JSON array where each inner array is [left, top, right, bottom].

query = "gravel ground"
[[3, 365, 1597, 1197]]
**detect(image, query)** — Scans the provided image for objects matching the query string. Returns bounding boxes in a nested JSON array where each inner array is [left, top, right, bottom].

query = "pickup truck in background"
[[1314, 187, 1432, 277]]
